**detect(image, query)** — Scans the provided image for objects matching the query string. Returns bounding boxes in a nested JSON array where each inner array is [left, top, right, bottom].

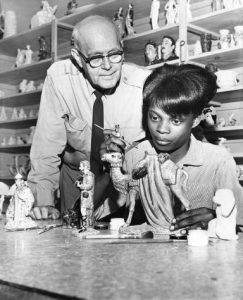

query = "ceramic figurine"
[[30, 0, 57, 28], [150, 0, 160, 30], [8, 136, 16, 145], [24, 45, 33, 65], [75, 161, 95, 231], [125, 4, 135, 36], [16, 136, 24, 145], [228, 113, 239, 126], [208, 189, 238, 240], [15, 49, 26, 68], [11, 108, 18, 120], [5, 173, 37, 231], [66, 0, 78, 15], [201, 106, 217, 127], [194, 40, 202, 55], [38, 35, 49, 60], [26, 81, 36, 92], [18, 108, 27, 119], [160, 36, 178, 62], [113, 7, 126, 39], [0, 106, 7, 121], [19, 79, 28, 93], [144, 40, 160, 65], [1, 137, 7, 146], [164, 0, 177, 25], [217, 117, 226, 128], [211, 0, 224, 11]]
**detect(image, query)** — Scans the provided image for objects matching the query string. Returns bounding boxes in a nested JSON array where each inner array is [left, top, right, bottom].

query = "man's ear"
[[71, 48, 83, 68], [192, 116, 201, 128]]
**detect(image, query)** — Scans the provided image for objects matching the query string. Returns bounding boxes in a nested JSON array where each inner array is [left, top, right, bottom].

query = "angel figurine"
[[113, 7, 126, 39], [125, 4, 135, 36], [5, 173, 37, 231]]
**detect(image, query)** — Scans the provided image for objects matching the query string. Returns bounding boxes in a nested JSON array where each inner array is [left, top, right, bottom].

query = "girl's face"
[[147, 105, 196, 160]]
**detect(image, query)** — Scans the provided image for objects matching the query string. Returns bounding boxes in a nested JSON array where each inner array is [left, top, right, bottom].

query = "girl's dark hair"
[[142, 64, 217, 130]]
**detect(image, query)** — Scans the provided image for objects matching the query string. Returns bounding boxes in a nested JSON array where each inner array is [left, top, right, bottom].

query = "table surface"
[[0, 220, 243, 300]]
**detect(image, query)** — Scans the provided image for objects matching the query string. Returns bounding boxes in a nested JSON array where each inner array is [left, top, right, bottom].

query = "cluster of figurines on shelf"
[[144, 35, 179, 66], [18, 79, 44, 93], [112, 4, 135, 39], [30, 0, 57, 29], [0, 126, 36, 147], [211, 0, 243, 11], [0, 105, 38, 121]]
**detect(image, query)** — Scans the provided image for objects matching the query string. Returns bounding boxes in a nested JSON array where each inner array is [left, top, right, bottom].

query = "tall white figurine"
[[208, 189, 238, 240], [150, 0, 160, 30], [14, 48, 26, 68], [165, 0, 177, 25], [0, 107, 7, 121], [24, 45, 33, 65], [5, 173, 37, 231], [125, 4, 135, 36]]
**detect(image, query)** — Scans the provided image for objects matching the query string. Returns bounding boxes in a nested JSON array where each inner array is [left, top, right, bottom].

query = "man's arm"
[[27, 74, 67, 219]]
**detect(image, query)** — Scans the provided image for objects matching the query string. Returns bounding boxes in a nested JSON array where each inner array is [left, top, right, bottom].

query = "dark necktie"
[[90, 91, 104, 177]]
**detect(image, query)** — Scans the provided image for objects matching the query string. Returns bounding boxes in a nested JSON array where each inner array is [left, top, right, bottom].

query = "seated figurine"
[[5, 173, 37, 231], [30, 0, 57, 28]]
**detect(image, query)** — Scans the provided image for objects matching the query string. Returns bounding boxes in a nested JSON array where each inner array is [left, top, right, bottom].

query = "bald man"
[[28, 15, 150, 220]]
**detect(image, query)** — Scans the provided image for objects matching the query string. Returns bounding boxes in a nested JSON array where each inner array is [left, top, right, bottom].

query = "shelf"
[[213, 85, 243, 103], [0, 144, 31, 153], [205, 125, 243, 138], [146, 59, 180, 70], [234, 153, 243, 159], [0, 59, 52, 85], [188, 46, 243, 69], [0, 118, 37, 129], [0, 24, 52, 56], [189, 6, 243, 35], [124, 25, 179, 65], [0, 90, 41, 107]]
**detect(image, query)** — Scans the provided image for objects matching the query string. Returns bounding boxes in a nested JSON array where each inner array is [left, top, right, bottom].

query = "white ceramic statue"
[[164, 0, 177, 25], [125, 4, 135, 35], [15, 49, 26, 68], [208, 189, 238, 240], [5, 173, 37, 231], [26, 81, 36, 92], [24, 45, 33, 65], [19, 79, 28, 93], [0, 106, 7, 121], [150, 0, 160, 30], [30, 0, 57, 28]]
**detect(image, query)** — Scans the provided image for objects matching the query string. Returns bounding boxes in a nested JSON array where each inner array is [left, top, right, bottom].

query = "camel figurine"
[[102, 151, 190, 234]]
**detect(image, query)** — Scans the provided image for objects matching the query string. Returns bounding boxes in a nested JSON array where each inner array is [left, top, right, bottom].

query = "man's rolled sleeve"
[[27, 75, 67, 207]]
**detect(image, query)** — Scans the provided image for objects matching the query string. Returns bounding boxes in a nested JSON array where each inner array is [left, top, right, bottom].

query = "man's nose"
[[102, 56, 112, 70]]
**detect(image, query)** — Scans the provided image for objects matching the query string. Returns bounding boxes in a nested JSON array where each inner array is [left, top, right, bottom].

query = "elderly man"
[[27, 15, 150, 220]]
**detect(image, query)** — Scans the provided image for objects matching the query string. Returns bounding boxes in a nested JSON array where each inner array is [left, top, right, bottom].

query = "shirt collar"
[[178, 135, 203, 167]]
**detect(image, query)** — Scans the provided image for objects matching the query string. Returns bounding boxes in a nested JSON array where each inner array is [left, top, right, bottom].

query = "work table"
[[0, 221, 242, 300]]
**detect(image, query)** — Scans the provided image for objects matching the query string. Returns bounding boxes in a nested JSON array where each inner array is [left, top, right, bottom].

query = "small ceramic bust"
[[160, 35, 178, 62], [144, 40, 160, 66]]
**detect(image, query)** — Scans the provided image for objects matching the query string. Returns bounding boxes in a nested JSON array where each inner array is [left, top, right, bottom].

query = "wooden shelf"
[[124, 25, 179, 65], [0, 118, 37, 129], [0, 144, 31, 153], [205, 125, 243, 138], [0, 59, 52, 85], [188, 46, 243, 69], [0, 24, 52, 56], [0, 90, 41, 107], [189, 6, 243, 36], [146, 59, 180, 70], [234, 153, 243, 159], [213, 85, 243, 103]]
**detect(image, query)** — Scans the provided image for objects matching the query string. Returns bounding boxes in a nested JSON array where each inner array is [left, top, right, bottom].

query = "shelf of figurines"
[[189, 5, 243, 35], [0, 90, 42, 107], [0, 144, 31, 154], [0, 59, 52, 85], [204, 125, 243, 138], [0, 118, 37, 129], [214, 85, 243, 103]]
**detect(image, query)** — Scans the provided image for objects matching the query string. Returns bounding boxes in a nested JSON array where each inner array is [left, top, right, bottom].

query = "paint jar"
[[188, 229, 209, 246], [109, 218, 125, 232]]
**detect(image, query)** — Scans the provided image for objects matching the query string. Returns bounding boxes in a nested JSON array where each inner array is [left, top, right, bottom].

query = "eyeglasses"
[[75, 49, 124, 68]]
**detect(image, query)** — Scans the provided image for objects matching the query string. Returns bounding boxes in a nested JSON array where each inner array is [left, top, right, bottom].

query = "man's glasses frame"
[[75, 48, 124, 68]]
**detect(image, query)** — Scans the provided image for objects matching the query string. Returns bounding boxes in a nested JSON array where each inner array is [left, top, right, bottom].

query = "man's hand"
[[100, 128, 126, 157], [169, 207, 216, 231], [29, 206, 60, 220]]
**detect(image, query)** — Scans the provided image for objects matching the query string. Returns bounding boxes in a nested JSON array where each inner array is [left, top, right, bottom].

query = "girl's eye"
[[171, 118, 181, 125], [150, 113, 159, 121]]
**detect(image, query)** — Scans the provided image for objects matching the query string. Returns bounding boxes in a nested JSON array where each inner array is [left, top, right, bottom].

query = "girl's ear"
[[71, 48, 83, 68], [192, 116, 201, 128]]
